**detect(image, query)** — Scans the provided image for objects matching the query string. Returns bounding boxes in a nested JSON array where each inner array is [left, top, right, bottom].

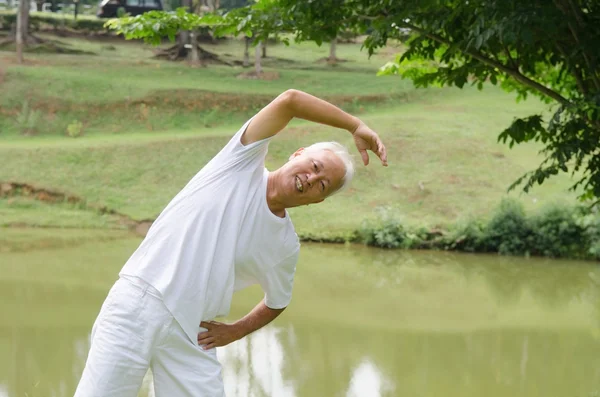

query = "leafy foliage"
[[358, 207, 409, 249], [529, 204, 585, 258], [104, 7, 224, 45], [374, 1, 600, 203], [361, 200, 600, 260], [482, 199, 532, 255]]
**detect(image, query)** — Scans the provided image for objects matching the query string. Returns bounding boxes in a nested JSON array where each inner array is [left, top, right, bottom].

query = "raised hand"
[[352, 121, 388, 166]]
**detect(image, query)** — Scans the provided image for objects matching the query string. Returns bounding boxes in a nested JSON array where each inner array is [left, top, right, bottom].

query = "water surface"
[[1, 233, 599, 397]]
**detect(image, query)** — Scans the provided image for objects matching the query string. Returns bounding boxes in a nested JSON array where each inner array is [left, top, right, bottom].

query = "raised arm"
[[242, 89, 388, 166]]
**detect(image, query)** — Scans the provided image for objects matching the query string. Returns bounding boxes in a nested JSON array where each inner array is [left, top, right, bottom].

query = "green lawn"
[[0, 35, 581, 238]]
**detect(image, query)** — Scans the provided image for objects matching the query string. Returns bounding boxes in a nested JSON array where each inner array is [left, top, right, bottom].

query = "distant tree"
[[215, 0, 286, 74], [15, 0, 30, 64], [148, 0, 227, 63]]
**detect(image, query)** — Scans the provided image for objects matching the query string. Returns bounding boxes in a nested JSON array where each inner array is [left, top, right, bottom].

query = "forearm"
[[286, 89, 361, 133], [233, 299, 285, 339]]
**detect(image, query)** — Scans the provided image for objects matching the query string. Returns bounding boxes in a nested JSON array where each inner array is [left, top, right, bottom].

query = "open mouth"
[[295, 175, 303, 192]]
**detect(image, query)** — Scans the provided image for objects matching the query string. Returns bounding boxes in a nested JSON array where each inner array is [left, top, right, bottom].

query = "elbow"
[[279, 89, 300, 112]]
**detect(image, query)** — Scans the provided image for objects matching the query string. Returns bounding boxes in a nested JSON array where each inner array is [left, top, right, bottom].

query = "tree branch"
[[554, 0, 600, 91], [397, 21, 572, 107], [502, 44, 518, 69], [555, 40, 588, 97]]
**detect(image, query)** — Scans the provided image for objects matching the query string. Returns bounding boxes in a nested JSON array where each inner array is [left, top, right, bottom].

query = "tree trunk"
[[262, 39, 267, 58], [16, 0, 29, 64], [328, 37, 337, 64], [243, 36, 250, 67], [189, 30, 200, 64], [254, 41, 262, 75]]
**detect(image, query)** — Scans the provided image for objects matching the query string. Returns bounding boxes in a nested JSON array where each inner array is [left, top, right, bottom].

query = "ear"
[[288, 147, 305, 161]]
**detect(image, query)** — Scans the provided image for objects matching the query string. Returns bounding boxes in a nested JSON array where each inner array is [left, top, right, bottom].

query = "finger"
[[203, 343, 216, 350], [378, 142, 388, 166], [200, 321, 213, 329], [360, 149, 369, 166], [198, 337, 215, 345], [198, 333, 212, 341]]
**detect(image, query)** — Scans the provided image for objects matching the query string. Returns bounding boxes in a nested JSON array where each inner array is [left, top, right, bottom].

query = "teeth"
[[296, 176, 303, 192]]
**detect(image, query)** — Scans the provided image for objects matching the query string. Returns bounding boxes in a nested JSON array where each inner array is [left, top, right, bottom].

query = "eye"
[[313, 162, 318, 171], [321, 181, 326, 192]]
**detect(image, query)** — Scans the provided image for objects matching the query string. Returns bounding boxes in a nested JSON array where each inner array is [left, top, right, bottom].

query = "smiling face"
[[273, 148, 347, 208]]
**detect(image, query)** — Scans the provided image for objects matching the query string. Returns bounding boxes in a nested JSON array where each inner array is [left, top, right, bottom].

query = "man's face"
[[278, 148, 347, 207]]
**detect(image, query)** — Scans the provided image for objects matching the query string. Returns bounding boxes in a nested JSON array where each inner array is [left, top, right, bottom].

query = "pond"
[[1, 231, 599, 397]]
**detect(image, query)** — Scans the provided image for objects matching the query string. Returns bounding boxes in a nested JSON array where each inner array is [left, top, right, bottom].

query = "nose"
[[306, 173, 320, 188]]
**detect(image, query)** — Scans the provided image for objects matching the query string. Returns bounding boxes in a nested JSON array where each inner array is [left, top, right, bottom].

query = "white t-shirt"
[[119, 118, 300, 344]]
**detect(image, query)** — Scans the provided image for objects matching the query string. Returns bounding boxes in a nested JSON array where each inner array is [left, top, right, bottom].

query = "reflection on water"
[[347, 359, 394, 397], [1, 240, 600, 397], [219, 326, 297, 397]]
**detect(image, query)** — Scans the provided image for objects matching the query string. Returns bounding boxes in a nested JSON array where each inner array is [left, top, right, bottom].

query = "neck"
[[266, 171, 286, 218]]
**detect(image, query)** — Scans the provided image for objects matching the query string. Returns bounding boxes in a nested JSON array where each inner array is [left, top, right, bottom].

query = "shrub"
[[358, 207, 408, 249], [15, 100, 41, 135], [577, 209, 600, 260], [66, 120, 84, 137], [481, 199, 533, 255], [529, 204, 586, 258], [444, 218, 486, 252]]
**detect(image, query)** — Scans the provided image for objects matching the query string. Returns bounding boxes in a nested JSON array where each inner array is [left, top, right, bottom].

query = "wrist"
[[349, 117, 362, 135], [232, 320, 249, 340]]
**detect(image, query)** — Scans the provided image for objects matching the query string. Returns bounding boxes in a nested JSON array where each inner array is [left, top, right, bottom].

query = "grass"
[[0, 34, 582, 238], [0, 197, 127, 229]]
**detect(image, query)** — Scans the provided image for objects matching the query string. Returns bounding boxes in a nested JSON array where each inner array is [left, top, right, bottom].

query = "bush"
[[444, 218, 486, 252], [358, 207, 408, 249], [15, 100, 41, 136], [529, 204, 587, 258], [577, 209, 600, 260], [481, 199, 532, 255], [355, 200, 599, 260]]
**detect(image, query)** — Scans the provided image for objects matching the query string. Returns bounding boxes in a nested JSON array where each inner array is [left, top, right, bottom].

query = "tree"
[[274, 0, 600, 202], [0, 1, 67, 57], [149, 0, 227, 63], [218, 0, 287, 74], [274, 0, 357, 64], [15, 0, 30, 64]]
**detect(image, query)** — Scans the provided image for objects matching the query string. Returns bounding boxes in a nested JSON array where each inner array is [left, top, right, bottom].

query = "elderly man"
[[74, 89, 387, 397]]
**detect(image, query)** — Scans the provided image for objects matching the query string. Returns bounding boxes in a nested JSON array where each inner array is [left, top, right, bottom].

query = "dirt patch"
[[21, 89, 395, 116], [0, 37, 96, 55], [445, 175, 462, 185], [0, 54, 51, 67], [236, 71, 281, 80], [315, 57, 349, 65], [1, 182, 153, 236]]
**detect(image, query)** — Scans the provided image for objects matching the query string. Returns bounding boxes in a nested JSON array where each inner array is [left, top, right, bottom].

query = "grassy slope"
[[0, 36, 579, 237]]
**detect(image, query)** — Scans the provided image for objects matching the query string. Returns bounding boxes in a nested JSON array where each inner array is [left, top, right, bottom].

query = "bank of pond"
[[301, 199, 600, 262]]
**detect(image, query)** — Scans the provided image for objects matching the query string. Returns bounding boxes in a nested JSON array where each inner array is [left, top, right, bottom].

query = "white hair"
[[302, 141, 355, 196]]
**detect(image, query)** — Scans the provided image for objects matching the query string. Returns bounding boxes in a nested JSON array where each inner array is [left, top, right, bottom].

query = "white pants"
[[75, 276, 224, 397]]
